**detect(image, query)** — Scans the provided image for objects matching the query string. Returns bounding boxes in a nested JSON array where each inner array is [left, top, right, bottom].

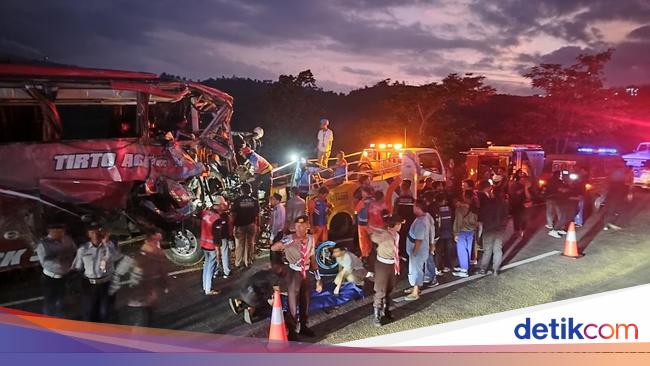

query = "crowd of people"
[[31, 116, 633, 341]]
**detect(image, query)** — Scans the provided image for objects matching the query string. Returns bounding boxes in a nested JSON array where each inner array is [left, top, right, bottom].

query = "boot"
[[372, 307, 382, 327], [383, 304, 393, 321]]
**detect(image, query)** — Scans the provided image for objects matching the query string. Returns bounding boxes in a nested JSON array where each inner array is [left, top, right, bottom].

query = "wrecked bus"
[[0, 63, 237, 270]]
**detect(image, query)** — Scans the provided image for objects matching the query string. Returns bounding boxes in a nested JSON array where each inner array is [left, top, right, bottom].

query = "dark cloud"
[[341, 67, 382, 77], [627, 25, 650, 40], [0, 0, 648, 94], [517, 43, 650, 88], [470, 0, 650, 45]]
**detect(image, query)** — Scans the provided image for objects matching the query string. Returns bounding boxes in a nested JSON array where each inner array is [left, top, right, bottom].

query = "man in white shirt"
[[269, 193, 286, 267], [316, 118, 334, 167], [331, 243, 367, 296]]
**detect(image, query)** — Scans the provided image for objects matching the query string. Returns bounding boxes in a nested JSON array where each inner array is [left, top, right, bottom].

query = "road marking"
[[394, 250, 561, 303], [0, 296, 44, 307], [167, 267, 202, 276]]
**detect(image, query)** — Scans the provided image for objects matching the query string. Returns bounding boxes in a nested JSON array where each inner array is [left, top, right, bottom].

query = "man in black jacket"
[[477, 180, 507, 276]]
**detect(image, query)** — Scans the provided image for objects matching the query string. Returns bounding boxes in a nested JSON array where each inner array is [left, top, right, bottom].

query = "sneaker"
[[548, 230, 562, 238], [453, 267, 463, 271], [205, 290, 220, 296], [435, 269, 443, 276], [608, 224, 622, 230], [228, 298, 242, 314], [429, 280, 440, 287], [557, 230, 567, 235], [223, 274, 230, 279], [545, 224, 553, 229], [243, 308, 253, 324], [404, 293, 420, 301], [443, 267, 451, 273], [452, 271, 469, 278]]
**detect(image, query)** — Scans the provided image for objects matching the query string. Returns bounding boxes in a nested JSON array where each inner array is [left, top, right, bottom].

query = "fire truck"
[[463, 144, 545, 181]]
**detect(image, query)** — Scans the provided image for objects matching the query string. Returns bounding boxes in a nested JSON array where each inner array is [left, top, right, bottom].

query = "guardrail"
[[270, 150, 404, 194]]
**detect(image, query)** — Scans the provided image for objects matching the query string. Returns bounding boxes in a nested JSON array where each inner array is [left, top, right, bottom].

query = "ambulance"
[[463, 144, 545, 181]]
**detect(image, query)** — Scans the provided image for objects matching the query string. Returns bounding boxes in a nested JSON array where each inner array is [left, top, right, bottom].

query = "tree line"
[[194, 50, 649, 164]]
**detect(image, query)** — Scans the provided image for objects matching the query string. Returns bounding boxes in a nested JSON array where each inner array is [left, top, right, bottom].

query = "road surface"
[[1, 191, 649, 343]]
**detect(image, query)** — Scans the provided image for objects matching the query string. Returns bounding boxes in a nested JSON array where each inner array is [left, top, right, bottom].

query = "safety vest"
[[311, 198, 329, 227], [200, 210, 220, 250], [249, 152, 272, 175], [396, 194, 415, 223], [357, 198, 373, 226]]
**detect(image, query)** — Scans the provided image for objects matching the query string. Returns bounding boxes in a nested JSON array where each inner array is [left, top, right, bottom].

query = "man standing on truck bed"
[[232, 183, 260, 269], [35, 220, 76, 318], [316, 118, 334, 167], [72, 223, 122, 322]]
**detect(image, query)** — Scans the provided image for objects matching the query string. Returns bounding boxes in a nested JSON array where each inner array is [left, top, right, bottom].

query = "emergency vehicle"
[[538, 147, 633, 211], [270, 143, 446, 239], [622, 142, 650, 188], [463, 144, 545, 181]]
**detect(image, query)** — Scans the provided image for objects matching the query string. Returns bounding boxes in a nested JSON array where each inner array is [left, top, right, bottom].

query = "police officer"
[[35, 220, 76, 317], [270, 216, 323, 340], [393, 179, 415, 261], [72, 222, 121, 322], [368, 212, 403, 326]]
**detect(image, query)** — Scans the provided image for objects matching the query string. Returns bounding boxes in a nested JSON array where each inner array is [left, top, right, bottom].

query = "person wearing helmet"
[[316, 118, 334, 167]]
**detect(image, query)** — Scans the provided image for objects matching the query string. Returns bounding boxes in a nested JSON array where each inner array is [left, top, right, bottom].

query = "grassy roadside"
[[321, 207, 650, 344]]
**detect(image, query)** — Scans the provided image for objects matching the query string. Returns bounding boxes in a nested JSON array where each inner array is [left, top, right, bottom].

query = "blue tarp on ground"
[[281, 282, 364, 313]]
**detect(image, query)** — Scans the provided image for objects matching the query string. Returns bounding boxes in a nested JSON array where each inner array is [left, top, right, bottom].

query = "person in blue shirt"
[[404, 199, 433, 301]]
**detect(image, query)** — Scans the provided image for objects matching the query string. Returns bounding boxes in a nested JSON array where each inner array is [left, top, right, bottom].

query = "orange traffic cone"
[[268, 288, 288, 345], [562, 222, 583, 258]]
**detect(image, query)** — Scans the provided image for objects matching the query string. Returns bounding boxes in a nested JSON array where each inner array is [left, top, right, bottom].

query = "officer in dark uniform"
[[35, 221, 76, 317], [393, 179, 415, 261], [270, 216, 323, 340], [110, 230, 169, 327], [72, 222, 121, 322]]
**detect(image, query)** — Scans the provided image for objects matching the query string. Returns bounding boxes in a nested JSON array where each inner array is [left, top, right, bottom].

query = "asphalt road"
[[2, 191, 649, 343]]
